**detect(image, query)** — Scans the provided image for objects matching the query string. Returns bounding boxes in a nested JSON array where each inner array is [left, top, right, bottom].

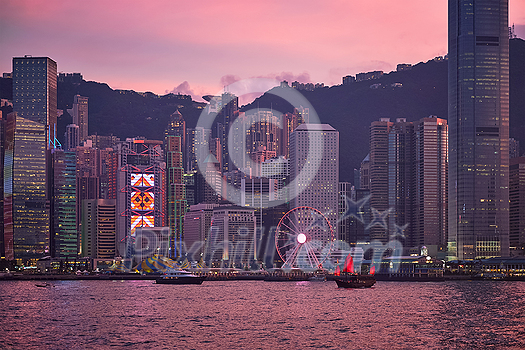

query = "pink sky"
[[1, 0, 524, 102]]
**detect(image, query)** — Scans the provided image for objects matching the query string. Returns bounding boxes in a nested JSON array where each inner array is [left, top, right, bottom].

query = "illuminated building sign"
[[130, 173, 155, 233], [131, 173, 154, 187], [131, 191, 155, 210], [131, 215, 155, 232]]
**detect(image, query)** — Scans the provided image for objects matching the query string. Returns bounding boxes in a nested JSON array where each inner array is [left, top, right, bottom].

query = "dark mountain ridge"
[[0, 38, 523, 183]]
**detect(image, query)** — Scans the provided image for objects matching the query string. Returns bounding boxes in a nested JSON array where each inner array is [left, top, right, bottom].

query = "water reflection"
[[0, 280, 524, 349]]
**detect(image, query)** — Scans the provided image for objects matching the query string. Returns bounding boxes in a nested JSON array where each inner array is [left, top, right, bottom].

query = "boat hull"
[[334, 275, 376, 288], [155, 276, 206, 285]]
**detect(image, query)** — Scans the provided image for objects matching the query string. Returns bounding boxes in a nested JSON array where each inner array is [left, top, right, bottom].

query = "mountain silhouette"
[[0, 38, 523, 183]]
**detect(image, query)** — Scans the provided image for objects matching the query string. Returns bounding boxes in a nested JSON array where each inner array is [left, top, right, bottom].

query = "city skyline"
[[1, 1, 524, 267], [1, 0, 524, 103]]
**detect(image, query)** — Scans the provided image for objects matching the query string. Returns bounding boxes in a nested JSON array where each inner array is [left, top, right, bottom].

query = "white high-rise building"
[[290, 124, 339, 229], [67, 95, 89, 143]]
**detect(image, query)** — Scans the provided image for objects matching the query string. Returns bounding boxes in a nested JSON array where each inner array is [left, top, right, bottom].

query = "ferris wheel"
[[275, 206, 335, 269]]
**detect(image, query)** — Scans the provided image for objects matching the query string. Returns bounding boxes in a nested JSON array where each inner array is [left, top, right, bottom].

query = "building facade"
[[68, 95, 88, 143], [448, 0, 510, 259], [208, 205, 256, 268], [81, 199, 116, 259], [414, 117, 448, 257], [183, 203, 219, 261], [115, 139, 165, 259], [369, 118, 393, 243], [165, 135, 186, 259], [3, 113, 48, 262], [509, 157, 525, 255], [290, 124, 339, 232], [368, 116, 448, 257], [51, 149, 77, 259], [12, 56, 57, 149]]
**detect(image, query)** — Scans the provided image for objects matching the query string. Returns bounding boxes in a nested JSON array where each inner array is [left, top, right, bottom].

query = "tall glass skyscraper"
[[3, 113, 48, 262], [448, 0, 510, 260], [12, 56, 58, 149], [52, 149, 78, 259]]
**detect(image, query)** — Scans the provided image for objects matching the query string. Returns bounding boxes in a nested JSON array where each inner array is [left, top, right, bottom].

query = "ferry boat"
[[155, 270, 206, 285]]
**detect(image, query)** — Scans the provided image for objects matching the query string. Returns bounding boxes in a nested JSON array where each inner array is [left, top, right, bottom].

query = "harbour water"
[[1, 280, 524, 349]]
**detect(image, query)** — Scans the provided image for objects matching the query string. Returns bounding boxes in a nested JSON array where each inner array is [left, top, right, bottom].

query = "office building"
[[12, 56, 57, 149], [165, 110, 186, 170], [183, 203, 219, 260], [3, 112, 48, 262], [0, 112, 4, 261], [290, 124, 339, 230], [388, 118, 415, 247], [81, 199, 116, 259], [338, 182, 354, 243], [64, 124, 80, 151], [448, 0, 510, 259], [86, 134, 120, 150], [115, 138, 166, 259], [67, 95, 88, 143], [208, 205, 256, 268], [369, 118, 393, 243], [368, 116, 448, 256], [217, 92, 239, 174], [165, 135, 186, 259], [414, 116, 448, 257], [51, 149, 77, 259], [246, 110, 281, 168], [261, 156, 290, 201], [509, 157, 525, 255]]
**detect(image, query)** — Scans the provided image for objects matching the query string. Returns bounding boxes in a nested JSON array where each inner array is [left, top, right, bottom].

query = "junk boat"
[[333, 253, 376, 288], [333, 274, 376, 288]]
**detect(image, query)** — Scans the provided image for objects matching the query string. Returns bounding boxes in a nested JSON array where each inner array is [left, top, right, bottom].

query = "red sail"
[[334, 265, 341, 276], [343, 253, 354, 273], [370, 265, 376, 275]]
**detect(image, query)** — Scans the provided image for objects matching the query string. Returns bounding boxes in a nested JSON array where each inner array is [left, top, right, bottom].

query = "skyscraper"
[[388, 118, 415, 247], [115, 139, 165, 261], [165, 135, 186, 259], [290, 124, 339, 229], [509, 157, 525, 255], [81, 199, 116, 259], [51, 149, 77, 259], [12, 56, 57, 148], [217, 92, 239, 174], [164, 110, 185, 169], [368, 116, 448, 257], [448, 0, 510, 259], [369, 118, 393, 243], [414, 116, 448, 257], [64, 124, 80, 151], [3, 112, 48, 262], [67, 95, 88, 143]]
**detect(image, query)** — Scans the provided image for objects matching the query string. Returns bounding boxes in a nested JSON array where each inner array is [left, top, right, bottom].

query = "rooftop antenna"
[[509, 24, 517, 39]]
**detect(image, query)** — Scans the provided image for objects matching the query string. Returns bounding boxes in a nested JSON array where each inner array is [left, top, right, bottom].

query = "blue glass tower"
[[448, 0, 510, 259]]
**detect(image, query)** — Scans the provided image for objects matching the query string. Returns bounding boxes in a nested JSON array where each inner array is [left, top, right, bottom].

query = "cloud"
[[251, 72, 311, 84], [167, 81, 211, 102], [215, 72, 314, 106], [168, 81, 194, 95], [269, 72, 311, 83], [220, 74, 241, 87]]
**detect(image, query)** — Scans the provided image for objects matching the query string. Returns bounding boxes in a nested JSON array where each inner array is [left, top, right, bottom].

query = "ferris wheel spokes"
[[275, 206, 334, 269]]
